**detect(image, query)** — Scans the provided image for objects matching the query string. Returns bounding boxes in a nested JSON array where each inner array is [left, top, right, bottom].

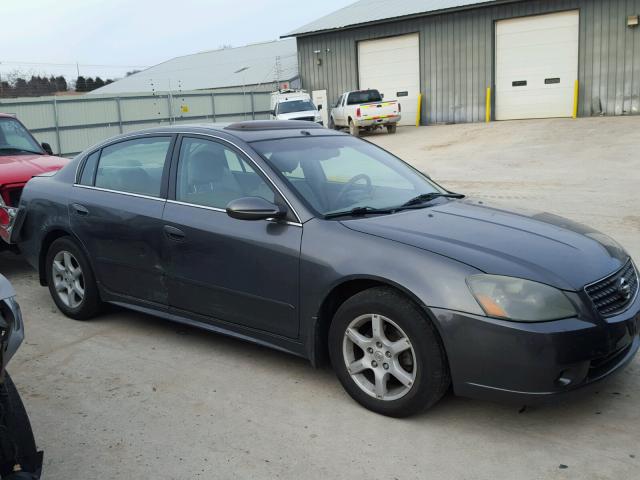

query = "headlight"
[[467, 275, 577, 322]]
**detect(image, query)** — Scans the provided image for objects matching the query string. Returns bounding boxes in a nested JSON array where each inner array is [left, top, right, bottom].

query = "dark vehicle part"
[[0, 375, 43, 479], [12, 120, 640, 416]]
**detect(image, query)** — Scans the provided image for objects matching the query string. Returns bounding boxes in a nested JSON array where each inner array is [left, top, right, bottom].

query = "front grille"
[[585, 260, 638, 317], [293, 116, 316, 122]]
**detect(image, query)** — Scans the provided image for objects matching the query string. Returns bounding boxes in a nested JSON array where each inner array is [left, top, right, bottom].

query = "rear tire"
[[348, 120, 359, 137], [329, 287, 450, 417], [45, 236, 102, 320], [387, 124, 397, 134]]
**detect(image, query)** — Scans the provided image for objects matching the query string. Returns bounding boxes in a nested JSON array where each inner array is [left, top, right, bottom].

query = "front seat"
[[183, 146, 243, 207]]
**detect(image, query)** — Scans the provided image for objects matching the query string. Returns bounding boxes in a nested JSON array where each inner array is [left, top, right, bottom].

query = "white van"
[[270, 90, 323, 125]]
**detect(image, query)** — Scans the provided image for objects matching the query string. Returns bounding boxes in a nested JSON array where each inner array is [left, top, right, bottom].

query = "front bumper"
[[432, 294, 640, 404]]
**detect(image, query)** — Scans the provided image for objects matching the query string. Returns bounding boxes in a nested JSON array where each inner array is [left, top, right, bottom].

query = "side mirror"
[[41, 143, 53, 155], [317, 105, 323, 111], [226, 197, 286, 221]]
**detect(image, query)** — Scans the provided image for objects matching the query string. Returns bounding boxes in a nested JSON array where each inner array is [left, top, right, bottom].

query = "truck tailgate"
[[360, 101, 399, 120]]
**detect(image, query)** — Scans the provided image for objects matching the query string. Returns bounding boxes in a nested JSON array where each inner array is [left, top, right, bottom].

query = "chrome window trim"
[[166, 199, 303, 228], [73, 130, 302, 224], [72, 184, 166, 202]]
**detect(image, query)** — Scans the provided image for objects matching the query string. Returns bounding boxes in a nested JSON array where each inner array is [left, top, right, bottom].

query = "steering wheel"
[[333, 174, 373, 209]]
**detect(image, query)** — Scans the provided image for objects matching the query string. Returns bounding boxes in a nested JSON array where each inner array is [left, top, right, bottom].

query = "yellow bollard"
[[572, 80, 579, 119], [416, 93, 423, 127], [485, 87, 492, 123]]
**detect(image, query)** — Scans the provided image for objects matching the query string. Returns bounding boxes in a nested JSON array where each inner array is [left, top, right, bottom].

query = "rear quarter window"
[[78, 150, 101, 186]]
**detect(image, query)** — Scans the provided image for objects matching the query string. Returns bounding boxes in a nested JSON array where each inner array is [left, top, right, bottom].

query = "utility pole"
[[275, 56, 282, 89], [76, 62, 80, 78]]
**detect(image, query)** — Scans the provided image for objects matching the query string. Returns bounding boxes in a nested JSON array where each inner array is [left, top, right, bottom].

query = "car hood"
[[277, 110, 319, 120], [0, 154, 69, 186], [341, 199, 628, 291]]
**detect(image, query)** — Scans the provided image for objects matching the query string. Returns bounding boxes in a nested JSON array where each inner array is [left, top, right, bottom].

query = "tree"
[[75, 76, 87, 92], [14, 78, 28, 96], [85, 77, 96, 91], [105, 79, 114, 85], [126, 70, 141, 77], [94, 77, 105, 89], [55, 76, 68, 92]]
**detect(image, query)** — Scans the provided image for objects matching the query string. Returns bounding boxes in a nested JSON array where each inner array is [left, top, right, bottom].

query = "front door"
[[162, 136, 302, 339]]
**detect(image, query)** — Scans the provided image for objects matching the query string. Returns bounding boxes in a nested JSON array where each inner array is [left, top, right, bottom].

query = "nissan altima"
[[11, 120, 639, 417]]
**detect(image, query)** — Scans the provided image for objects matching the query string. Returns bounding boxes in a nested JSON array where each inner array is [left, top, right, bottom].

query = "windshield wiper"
[[0, 147, 43, 155], [324, 206, 394, 219], [401, 192, 465, 208]]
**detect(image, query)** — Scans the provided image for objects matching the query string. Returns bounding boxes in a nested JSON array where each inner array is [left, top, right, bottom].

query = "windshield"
[[0, 117, 42, 154], [347, 90, 382, 105], [252, 136, 444, 216], [278, 100, 316, 114]]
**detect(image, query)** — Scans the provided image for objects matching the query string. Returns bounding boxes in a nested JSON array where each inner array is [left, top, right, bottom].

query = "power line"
[[0, 61, 149, 69]]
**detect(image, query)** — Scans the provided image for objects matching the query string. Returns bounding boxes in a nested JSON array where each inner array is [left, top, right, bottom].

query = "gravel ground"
[[2, 116, 639, 479]]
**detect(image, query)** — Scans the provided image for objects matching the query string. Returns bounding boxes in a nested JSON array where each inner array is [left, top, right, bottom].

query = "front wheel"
[[329, 287, 450, 417], [45, 236, 102, 320]]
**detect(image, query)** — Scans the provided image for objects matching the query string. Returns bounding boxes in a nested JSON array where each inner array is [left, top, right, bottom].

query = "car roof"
[[103, 120, 345, 145]]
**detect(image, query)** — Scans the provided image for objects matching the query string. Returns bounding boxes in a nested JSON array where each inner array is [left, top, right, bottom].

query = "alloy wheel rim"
[[52, 251, 85, 309], [342, 314, 417, 401]]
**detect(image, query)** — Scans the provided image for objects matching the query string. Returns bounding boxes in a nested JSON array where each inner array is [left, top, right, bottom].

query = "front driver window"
[[176, 138, 274, 209]]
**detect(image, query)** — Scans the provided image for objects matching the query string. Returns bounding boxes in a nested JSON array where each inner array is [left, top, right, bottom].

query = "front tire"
[[329, 287, 450, 417], [45, 236, 102, 320]]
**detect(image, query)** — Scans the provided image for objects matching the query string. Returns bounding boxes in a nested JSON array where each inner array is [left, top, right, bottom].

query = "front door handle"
[[71, 203, 89, 216], [163, 225, 186, 242]]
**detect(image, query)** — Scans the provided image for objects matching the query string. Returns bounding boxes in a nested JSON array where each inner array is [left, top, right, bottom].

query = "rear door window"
[[94, 137, 172, 197]]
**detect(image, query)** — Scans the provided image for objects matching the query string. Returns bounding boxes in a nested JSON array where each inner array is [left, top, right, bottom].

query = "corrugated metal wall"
[[0, 90, 272, 156], [296, 0, 640, 124]]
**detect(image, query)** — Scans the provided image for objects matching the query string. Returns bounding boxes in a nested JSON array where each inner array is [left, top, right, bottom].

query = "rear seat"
[[96, 166, 162, 196]]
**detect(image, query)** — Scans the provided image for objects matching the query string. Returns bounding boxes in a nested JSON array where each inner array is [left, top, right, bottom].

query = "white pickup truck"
[[329, 89, 401, 136]]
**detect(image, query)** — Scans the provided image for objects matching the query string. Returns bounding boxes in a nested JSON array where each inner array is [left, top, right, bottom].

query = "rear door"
[[162, 135, 303, 338], [70, 135, 174, 305]]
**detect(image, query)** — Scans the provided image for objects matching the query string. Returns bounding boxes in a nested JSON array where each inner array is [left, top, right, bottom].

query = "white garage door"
[[496, 11, 579, 120], [358, 33, 420, 126]]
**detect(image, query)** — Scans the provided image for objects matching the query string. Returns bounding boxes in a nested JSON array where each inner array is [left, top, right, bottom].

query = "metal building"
[[285, 0, 640, 125], [89, 39, 299, 95]]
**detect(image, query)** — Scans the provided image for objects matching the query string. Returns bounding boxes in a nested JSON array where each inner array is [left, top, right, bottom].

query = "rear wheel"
[[387, 124, 397, 134], [329, 287, 450, 417], [45, 236, 102, 320], [348, 119, 359, 137]]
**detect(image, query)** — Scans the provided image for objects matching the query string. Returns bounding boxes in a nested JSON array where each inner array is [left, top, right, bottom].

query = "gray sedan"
[[12, 120, 639, 417]]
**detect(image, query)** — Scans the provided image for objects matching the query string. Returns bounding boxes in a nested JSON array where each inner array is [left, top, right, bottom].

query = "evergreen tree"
[[94, 77, 105, 89], [14, 78, 28, 96], [75, 76, 87, 92], [55, 76, 68, 92], [85, 77, 96, 91]]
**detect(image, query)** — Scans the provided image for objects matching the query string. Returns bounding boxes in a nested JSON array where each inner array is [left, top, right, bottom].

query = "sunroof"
[[225, 120, 324, 131]]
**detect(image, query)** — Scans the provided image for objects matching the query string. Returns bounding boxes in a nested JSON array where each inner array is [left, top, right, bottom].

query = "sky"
[[1, 0, 351, 82]]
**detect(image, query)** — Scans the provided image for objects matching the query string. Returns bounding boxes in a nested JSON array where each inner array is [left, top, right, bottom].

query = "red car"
[[0, 114, 68, 247]]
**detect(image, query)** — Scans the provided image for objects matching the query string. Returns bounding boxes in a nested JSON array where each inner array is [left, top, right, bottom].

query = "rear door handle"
[[163, 225, 186, 242], [71, 203, 89, 216]]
